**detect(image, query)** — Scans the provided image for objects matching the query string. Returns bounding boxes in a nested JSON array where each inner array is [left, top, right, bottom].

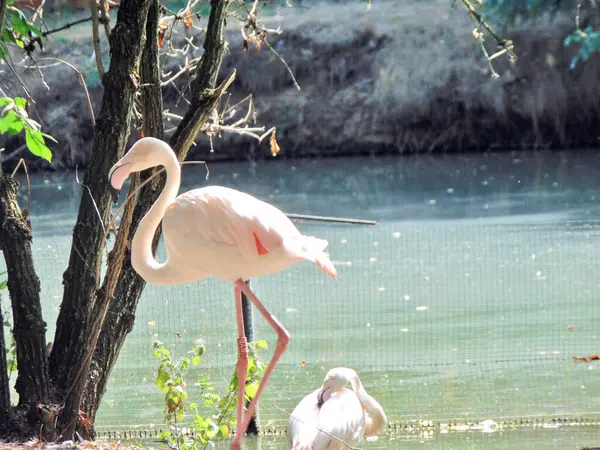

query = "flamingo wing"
[[163, 185, 298, 254], [162, 186, 336, 280]]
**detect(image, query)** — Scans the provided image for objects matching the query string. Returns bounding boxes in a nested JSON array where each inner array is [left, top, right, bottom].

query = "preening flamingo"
[[108, 137, 337, 449], [287, 367, 387, 450]]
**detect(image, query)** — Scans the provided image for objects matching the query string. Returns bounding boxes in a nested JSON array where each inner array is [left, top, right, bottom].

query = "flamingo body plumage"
[[160, 185, 336, 283], [288, 368, 387, 450], [108, 137, 337, 449]]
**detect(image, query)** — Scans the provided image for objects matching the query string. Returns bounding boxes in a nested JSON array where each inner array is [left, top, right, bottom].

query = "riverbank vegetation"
[[2, 0, 600, 173]]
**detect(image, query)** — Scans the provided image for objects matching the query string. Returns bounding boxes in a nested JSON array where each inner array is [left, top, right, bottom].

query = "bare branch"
[[459, 0, 517, 62], [264, 38, 300, 91], [90, 0, 105, 78], [32, 58, 96, 127]]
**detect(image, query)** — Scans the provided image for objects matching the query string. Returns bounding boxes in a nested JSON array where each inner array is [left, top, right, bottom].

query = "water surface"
[[6, 150, 600, 448]]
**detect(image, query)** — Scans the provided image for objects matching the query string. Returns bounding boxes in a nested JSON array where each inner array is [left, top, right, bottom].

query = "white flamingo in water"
[[287, 367, 388, 449], [108, 137, 337, 449]]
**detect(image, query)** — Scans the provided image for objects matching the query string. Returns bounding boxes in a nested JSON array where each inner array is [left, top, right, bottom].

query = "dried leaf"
[[300, 360, 306, 368], [158, 19, 168, 48], [573, 356, 590, 364], [243, 39, 249, 52], [590, 353, 599, 361], [269, 132, 280, 157], [183, 16, 193, 29], [139, 129, 145, 138]]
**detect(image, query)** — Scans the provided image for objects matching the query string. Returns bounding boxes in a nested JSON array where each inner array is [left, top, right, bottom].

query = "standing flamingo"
[[287, 367, 387, 450], [108, 137, 337, 449]]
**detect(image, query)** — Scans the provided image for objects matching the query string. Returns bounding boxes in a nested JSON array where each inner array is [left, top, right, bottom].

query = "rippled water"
[[8, 150, 600, 449]]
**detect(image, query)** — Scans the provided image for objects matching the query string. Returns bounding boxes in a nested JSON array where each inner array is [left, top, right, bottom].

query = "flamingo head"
[[108, 137, 172, 202], [316, 367, 357, 407]]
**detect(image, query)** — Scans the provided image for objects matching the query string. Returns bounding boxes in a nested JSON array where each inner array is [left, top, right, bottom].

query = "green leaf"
[[7, 119, 23, 136], [14, 97, 27, 109], [0, 42, 8, 62], [26, 23, 44, 38], [156, 367, 170, 390], [192, 355, 200, 366], [0, 111, 18, 133], [25, 128, 52, 162], [252, 339, 268, 350], [244, 381, 259, 400], [10, 13, 30, 36], [218, 424, 230, 438]]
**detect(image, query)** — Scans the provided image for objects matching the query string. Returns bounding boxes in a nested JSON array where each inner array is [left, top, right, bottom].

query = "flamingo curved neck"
[[350, 376, 387, 436], [130, 147, 181, 285]]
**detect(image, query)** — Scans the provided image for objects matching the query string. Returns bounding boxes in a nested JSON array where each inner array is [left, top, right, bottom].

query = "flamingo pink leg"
[[229, 278, 290, 449], [232, 284, 249, 448]]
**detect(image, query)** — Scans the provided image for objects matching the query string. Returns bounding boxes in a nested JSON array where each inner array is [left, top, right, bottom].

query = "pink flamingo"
[[108, 137, 337, 449], [287, 367, 387, 449]]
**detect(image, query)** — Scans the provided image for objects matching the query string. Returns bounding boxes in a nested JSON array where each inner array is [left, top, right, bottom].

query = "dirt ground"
[[3, 0, 600, 172]]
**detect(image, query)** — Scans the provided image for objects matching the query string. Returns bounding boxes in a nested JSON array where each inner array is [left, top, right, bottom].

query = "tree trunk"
[[0, 177, 49, 408], [49, 0, 152, 438], [79, 0, 235, 428], [81, 0, 164, 427]]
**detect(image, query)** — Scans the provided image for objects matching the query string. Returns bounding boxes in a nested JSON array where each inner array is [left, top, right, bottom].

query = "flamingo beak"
[[108, 162, 130, 204], [317, 386, 330, 408]]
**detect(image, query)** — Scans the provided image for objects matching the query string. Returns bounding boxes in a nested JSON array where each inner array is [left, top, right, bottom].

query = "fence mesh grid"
[[3, 218, 600, 435]]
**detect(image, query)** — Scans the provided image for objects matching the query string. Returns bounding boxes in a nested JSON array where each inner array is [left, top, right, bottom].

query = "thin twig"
[[90, 0, 105, 78], [41, 16, 94, 37], [30, 0, 47, 24], [98, 0, 112, 38], [263, 39, 300, 91], [34, 57, 96, 127], [460, 0, 517, 61]]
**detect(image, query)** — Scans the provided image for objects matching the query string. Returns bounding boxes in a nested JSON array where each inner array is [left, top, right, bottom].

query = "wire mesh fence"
[[3, 216, 600, 437]]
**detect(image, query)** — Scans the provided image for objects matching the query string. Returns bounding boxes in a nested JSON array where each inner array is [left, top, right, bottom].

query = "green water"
[[6, 151, 600, 448]]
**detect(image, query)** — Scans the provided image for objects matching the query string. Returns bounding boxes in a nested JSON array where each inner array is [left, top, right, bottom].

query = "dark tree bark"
[[0, 177, 49, 409], [79, 0, 235, 428], [49, 0, 153, 438]]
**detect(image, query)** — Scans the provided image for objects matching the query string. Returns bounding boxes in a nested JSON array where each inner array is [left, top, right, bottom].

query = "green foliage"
[[152, 339, 267, 450], [564, 26, 600, 68], [0, 97, 55, 162], [1, 0, 44, 54], [0, 4, 56, 163]]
